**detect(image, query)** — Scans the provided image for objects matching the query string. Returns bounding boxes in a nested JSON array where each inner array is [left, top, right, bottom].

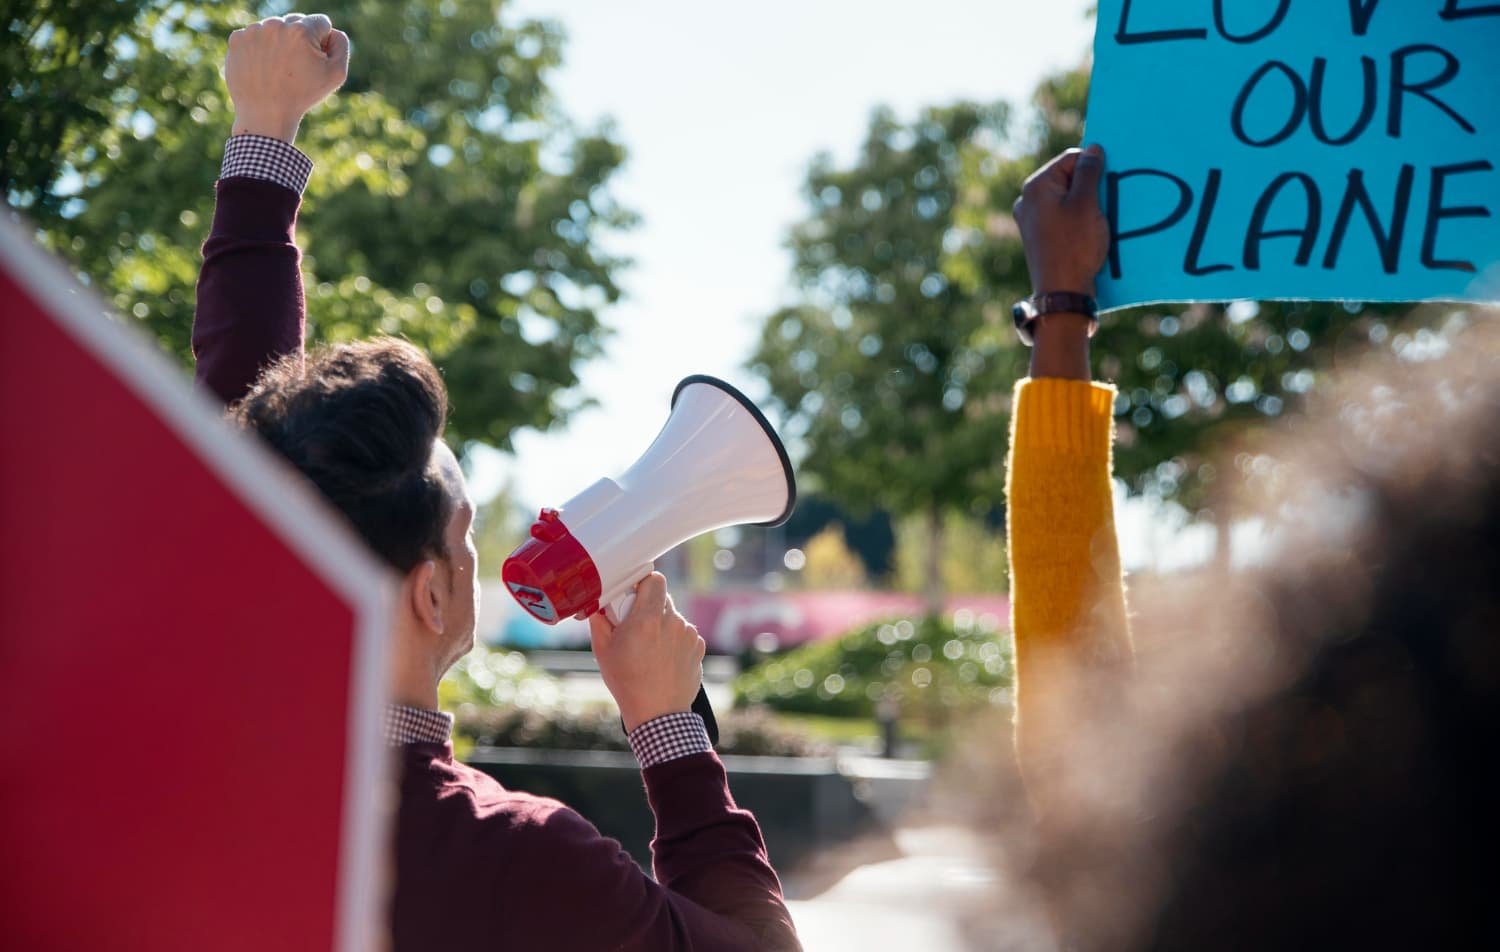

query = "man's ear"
[[405, 559, 445, 635]]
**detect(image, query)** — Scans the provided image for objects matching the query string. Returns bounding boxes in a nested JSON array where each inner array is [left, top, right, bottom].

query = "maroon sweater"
[[193, 174, 800, 950]]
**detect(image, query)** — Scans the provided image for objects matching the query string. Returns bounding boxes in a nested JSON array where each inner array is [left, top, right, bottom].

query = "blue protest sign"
[[1085, 1, 1500, 312]]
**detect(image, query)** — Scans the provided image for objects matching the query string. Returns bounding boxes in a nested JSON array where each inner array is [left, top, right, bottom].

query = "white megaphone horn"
[[502, 375, 797, 743]]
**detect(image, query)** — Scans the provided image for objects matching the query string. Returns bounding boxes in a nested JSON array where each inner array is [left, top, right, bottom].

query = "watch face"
[[1012, 299, 1037, 346]]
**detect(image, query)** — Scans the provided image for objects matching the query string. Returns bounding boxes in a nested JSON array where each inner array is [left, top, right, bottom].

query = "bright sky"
[[467, 0, 1217, 570]]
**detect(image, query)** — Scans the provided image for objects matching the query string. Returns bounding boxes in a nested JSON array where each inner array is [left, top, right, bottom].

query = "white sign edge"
[[0, 212, 394, 952]]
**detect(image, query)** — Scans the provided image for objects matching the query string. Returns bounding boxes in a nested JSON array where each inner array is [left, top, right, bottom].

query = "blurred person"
[[193, 14, 799, 951], [1004, 145, 1500, 949]]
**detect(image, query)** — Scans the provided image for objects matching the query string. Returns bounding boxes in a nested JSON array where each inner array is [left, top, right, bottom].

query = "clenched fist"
[[225, 13, 350, 144], [1013, 144, 1109, 299], [589, 574, 706, 733]]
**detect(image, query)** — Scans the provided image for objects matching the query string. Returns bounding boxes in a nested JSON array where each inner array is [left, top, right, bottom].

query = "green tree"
[[752, 66, 1444, 581], [799, 524, 868, 590], [748, 103, 1030, 614], [4, 0, 633, 448], [469, 479, 525, 573], [2, 0, 148, 217], [892, 511, 1008, 597]]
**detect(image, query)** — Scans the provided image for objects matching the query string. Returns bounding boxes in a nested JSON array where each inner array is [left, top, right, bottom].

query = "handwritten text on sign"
[[1085, 1, 1500, 311]]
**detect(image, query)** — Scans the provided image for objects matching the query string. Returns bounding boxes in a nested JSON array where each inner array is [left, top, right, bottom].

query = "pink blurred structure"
[[685, 591, 1010, 654]]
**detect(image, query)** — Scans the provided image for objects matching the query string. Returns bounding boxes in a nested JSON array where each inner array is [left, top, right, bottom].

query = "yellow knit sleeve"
[[1005, 377, 1132, 792]]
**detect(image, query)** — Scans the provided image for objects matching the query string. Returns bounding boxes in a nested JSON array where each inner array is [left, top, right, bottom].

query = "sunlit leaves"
[[8, 0, 632, 451], [751, 102, 1030, 524]]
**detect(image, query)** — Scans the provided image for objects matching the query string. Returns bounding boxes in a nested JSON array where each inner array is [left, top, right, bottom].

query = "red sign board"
[[0, 218, 392, 951]]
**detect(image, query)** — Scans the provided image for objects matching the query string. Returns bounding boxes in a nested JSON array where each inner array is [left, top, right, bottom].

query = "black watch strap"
[[1012, 291, 1099, 346]]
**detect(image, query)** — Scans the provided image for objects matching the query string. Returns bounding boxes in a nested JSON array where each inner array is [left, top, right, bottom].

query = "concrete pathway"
[[785, 825, 1006, 951]]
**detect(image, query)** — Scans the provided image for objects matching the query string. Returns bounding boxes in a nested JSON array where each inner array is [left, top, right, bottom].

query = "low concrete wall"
[[466, 747, 924, 872]]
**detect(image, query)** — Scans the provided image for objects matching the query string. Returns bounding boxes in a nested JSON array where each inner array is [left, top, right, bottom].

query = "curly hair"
[[232, 337, 452, 572], [981, 319, 1500, 951]]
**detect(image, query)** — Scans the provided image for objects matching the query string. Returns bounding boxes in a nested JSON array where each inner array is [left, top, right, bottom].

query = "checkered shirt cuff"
[[221, 134, 313, 194], [384, 704, 455, 747], [628, 712, 713, 768]]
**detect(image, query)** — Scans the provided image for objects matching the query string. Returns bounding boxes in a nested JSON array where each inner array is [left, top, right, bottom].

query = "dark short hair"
[[232, 337, 451, 572]]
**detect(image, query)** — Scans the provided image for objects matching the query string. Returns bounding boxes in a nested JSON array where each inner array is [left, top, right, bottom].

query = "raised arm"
[[192, 14, 349, 404], [1006, 146, 1134, 801]]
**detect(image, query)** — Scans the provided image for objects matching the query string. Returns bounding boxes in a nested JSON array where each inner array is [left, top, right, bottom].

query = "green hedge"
[[732, 614, 1013, 720], [441, 644, 834, 757], [454, 703, 833, 758], [439, 644, 560, 710]]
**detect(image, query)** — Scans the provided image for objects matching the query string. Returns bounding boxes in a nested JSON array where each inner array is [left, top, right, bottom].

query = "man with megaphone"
[[193, 15, 800, 950]]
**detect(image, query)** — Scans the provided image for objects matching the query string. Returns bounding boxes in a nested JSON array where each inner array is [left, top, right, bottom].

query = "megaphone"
[[502, 374, 796, 743]]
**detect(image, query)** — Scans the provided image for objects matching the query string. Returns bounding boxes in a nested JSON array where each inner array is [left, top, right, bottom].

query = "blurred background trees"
[[750, 65, 1453, 585], [4, 0, 632, 446], [8, 1, 1448, 577], [9, 0, 1481, 788], [2, 0, 143, 218], [748, 102, 1029, 612]]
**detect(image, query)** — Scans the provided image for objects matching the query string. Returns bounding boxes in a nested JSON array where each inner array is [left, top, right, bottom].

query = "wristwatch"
[[1012, 291, 1099, 346]]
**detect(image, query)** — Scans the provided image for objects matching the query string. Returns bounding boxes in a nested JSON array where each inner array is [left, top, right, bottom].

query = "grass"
[[770, 711, 880, 745], [766, 710, 942, 758]]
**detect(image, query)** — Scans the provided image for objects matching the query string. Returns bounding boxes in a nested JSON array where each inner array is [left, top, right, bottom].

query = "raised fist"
[[1014, 144, 1109, 298], [225, 13, 350, 144]]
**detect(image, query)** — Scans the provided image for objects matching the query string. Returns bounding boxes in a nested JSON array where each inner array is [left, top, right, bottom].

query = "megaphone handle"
[[603, 563, 655, 625], [604, 591, 636, 626], [691, 683, 720, 747], [603, 569, 720, 747]]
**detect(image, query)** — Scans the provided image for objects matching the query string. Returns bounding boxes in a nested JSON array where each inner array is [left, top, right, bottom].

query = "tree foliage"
[[798, 524, 868, 590], [779, 492, 896, 580], [892, 511, 1008, 596], [469, 479, 525, 574], [2, 0, 146, 217], [4, 0, 633, 448], [733, 614, 1011, 722], [754, 66, 1445, 548], [748, 103, 1031, 528]]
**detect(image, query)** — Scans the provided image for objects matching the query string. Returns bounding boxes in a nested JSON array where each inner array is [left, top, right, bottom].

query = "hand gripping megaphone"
[[502, 375, 796, 743]]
